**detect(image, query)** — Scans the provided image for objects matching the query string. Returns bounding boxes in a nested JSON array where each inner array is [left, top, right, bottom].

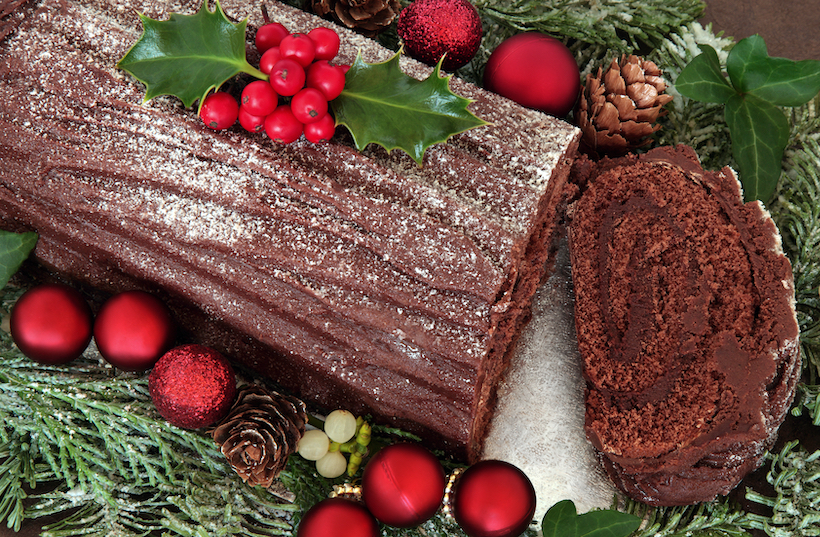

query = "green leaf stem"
[[676, 35, 820, 202], [331, 51, 489, 164], [117, 0, 265, 109], [0, 230, 37, 289], [542, 500, 642, 537]]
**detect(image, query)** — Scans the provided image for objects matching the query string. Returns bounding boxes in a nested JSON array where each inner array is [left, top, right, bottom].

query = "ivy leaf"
[[727, 35, 820, 106], [117, 0, 265, 109], [675, 34, 820, 203], [725, 94, 790, 202], [542, 500, 642, 537], [676, 45, 735, 104], [331, 50, 489, 165], [0, 230, 37, 289]]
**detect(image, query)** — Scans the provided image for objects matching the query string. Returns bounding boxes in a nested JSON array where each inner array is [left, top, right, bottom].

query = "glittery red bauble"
[[397, 0, 482, 71], [483, 33, 580, 117], [10, 283, 93, 365], [452, 460, 537, 537], [94, 291, 175, 372], [362, 443, 446, 527], [297, 498, 379, 537], [148, 344, 236, 429]]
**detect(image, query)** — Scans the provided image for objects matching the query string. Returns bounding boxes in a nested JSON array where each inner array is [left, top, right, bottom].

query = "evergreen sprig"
[[621, 497, 756, 537], [745, 441, 820, 536], [473, 0, 705, 54]]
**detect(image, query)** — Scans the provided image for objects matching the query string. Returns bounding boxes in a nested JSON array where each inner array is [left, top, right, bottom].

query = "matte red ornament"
[[362, 443, 446, 527], [452, 460, 537, 537], [148, 344, 236, 429], [94, 290, 175, 371], [10, 283, 93, 365], [483, 33, 580, 117], [297, 498, 379, 537], [396, 0, 482, 71]]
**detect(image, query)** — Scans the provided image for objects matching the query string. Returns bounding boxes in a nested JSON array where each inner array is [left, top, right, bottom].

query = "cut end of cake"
[[568, 145, 801, 506]]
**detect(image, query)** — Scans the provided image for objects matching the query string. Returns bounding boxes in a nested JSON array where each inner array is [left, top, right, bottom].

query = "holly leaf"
[[541, 500, 641, 537], [542, 500, 642, 537], [725, 94, 790, 202], [0, 230, 37, 289], [676, 45, 735, 104], [117, 0, 265, 109], [331, 50, 489, 165], [727, 35, 820, 107]]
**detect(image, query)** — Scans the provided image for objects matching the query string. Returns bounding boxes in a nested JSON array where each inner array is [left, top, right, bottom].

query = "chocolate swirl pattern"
[[568, 146, 801, 505]]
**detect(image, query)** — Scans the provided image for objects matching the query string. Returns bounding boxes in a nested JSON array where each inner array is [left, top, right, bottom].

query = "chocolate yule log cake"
[[0, 0, 579, 458], [567, 146, 801, 506]]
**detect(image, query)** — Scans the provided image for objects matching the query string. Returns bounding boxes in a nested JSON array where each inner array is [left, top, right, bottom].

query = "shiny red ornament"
[[148, 344, 236, 429], [10, 283, 93, 365], [452, 460, 537, 537], [297, 498, 379, 537], [94, 290, 175, 371], [483, 33, 580, 118], [362, 443, 446, 527], [397, 0, 482, 71]]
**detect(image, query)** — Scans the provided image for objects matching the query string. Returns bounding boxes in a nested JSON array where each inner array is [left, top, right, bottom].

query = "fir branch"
[[651, 22, 736, 171], [621, 497, 756, 537], [770, 123, 820, 384], [473, 0, 705, 54], [745, 441, 820, 536]]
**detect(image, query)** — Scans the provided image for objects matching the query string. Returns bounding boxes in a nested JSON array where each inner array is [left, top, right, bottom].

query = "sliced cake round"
[[567, 145, 801, 506]]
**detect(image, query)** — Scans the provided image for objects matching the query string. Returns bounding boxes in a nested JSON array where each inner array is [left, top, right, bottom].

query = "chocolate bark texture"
[[0, 0, 579, 459], [567, 145, 801, 505]]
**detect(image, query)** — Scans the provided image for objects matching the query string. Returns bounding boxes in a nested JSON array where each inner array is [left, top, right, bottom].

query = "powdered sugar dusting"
[[1, 0, 579, 455]]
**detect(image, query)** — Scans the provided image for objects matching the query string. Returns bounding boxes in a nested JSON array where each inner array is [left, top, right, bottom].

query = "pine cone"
[[576, 55, 674, 158], [211, 385, 307, 488], [312, 0, 401, 37]]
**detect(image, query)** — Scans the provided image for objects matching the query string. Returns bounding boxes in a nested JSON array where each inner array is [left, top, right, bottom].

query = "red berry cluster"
[[199, 23, 347, 145]]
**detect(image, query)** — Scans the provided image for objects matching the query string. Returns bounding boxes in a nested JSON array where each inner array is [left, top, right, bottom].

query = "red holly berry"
[[291, 87, 328, 124], [264, 105, 303, 144], [308, 27, 341, 61], [255, 21, 288, 53], [259, 47, 282, 75], [303, 112, 336, 143], [200, 92, 239, 130], [279, 33, 316, 67], [10, 283, 93, 365], [306, 60, 346, 101], [238, 107, 267, 133], [269, 58, 306, 97], [241, 80, 279, 117]]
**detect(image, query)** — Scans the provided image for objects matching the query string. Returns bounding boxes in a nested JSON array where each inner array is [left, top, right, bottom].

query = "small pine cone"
[[312, 0, 401, 37], [211, 385, 307, 488], [576, 54, 674, 158]]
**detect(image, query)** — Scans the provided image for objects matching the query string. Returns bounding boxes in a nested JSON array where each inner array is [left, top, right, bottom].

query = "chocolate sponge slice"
[[568, 145, 801, 505], [0, 0, 579, 459]]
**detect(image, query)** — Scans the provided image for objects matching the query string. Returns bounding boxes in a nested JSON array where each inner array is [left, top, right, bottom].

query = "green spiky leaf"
[[0, 230, 37, 289], [117, 0, 265, 109], [331, 50, 489, 164], [542, 500, 642, 537]]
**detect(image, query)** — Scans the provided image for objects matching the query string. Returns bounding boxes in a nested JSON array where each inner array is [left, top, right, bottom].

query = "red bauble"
[[148, 344, 236, 429], [94, 290, 175, 371], [10, 283, 93, 365], [397, 0, 482, 71], [452, 460, 537, 537], [297, 498, 379, 537], [362, 443, 446, 527], [483, 33, 580, 117]]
